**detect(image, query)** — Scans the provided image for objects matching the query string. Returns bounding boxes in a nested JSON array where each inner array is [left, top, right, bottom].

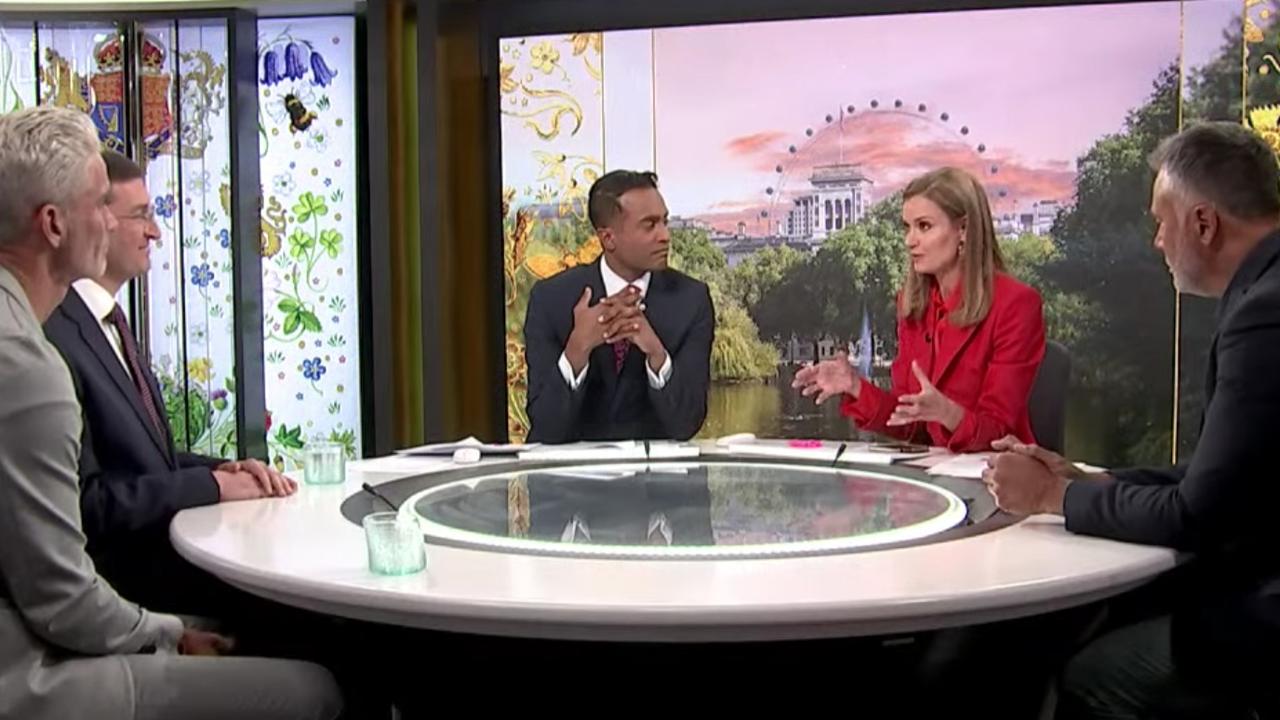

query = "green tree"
[[668, 226, 727, 278], [1045, 63, 1180, 465], [709, 284, 779, 382], [1182, 14, 1280, 125], [752, 194, 906, 353], [723, 244, 804, 310], [669, 227, 778, 382], [999, 233, 1101, 348]]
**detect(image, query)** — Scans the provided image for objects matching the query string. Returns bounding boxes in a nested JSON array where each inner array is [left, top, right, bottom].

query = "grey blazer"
[[0, 266, 182, 719]]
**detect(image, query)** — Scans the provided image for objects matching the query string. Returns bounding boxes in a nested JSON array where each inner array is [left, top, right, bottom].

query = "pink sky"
[[650, 0, 1240, 228]]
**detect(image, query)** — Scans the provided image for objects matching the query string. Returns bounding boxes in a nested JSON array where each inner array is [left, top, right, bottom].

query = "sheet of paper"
[[924, 453, 993, 478], [926, 454, 1108, 479]]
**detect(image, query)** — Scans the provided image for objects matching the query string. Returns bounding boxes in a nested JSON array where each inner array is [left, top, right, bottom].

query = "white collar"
[[73, 279, 119, 321], [599, 256, 651, 299]]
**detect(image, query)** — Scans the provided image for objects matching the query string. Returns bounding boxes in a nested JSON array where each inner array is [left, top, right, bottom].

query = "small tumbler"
[[304, 441, 346, 485], [362, 512, 426, 575]]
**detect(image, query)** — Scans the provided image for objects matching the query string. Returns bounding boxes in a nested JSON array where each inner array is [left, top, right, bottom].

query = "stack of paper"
[[517, 440, 700, 462]]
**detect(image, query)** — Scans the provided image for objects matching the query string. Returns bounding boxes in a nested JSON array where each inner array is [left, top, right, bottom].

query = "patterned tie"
[[612, 338, 629, 373], [106, 304, 166, 438], [612, 283, 637, 373]]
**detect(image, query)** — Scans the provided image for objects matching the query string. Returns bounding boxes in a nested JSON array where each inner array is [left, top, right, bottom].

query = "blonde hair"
[[899, 167, 1004, 327], [0, 106, 101, 244]]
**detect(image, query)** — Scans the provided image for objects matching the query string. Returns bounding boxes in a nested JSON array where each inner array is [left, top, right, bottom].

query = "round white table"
[[170, 448, 1179, 643]]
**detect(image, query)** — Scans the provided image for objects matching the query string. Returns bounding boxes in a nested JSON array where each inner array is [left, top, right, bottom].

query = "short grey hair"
[[0, 106, 102, 244], [1149, 121, 1280, 221]]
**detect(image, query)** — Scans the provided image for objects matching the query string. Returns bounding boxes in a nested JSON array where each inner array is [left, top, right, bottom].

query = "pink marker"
[[788, 439, 823, 448]]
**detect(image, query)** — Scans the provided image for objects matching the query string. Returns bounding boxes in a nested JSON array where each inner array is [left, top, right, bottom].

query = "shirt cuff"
[[558, 352, 588, 390], [646, 354, 673, 390], [148, 612, 185, 654]]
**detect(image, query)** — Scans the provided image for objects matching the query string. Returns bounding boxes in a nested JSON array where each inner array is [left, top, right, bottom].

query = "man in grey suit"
[[0, 106, 342, 719]]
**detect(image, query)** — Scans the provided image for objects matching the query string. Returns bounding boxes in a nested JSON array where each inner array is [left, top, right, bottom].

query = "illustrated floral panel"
[[258, 17, 362, 467], [173, 20, 236, 458], [499, 33, 605, 441], [0, 23, 37, 113], [139, 22, 192, 454]]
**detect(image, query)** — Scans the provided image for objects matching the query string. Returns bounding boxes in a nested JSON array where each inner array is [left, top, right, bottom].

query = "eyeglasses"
[[114, 208, 157, 224]]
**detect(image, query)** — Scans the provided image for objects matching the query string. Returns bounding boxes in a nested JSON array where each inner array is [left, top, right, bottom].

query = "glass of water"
[[303, 441, 346, 485], [362, 512, 426, 575]]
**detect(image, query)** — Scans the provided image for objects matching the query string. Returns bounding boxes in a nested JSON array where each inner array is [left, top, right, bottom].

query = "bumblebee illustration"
[[284, 93, 317, 133]]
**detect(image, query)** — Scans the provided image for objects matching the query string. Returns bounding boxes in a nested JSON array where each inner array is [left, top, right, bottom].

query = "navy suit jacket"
[[44, 289, 221, 556], [523, 260, 714, 443], [1064, 229, 1280, 693]]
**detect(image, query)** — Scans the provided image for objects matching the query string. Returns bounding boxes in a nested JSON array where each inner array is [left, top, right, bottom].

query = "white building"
[[995, 199, 1066, 238], [783, 164, 873, 241], [670, 216, 713, 233]]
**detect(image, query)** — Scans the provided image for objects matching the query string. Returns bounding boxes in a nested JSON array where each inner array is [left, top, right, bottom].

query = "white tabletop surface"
[[170, 445, 1179, 642]]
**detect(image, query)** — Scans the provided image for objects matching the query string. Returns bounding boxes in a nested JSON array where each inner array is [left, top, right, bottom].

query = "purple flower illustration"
[[262, 49, 282, 85], [284, 42, 307, 81], [302, 357, 326, 382], [310, 51, 337, 87], [190, 263, 214, 288], [218, 229, 230, 249], [154, 194, 176, 219]]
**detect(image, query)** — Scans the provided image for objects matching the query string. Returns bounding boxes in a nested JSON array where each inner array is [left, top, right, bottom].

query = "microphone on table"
[[361, 482, 398, 511], [831, 442, 848, 467]]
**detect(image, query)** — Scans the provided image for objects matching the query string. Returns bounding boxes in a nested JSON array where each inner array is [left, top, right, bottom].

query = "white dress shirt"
[[558, 259, 673, 391], [73, 279, 133, 379]]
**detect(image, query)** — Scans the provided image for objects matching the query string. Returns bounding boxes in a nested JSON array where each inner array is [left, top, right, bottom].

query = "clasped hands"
[[213, 458, 296, 502], [565, 285, 667, 372]]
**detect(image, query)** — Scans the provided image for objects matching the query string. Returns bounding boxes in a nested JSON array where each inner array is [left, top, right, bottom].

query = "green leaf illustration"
[[288, 229, 314, 259], [299, 310, 323, 333], [318, 229, 342, 259], [292, 191, 328, 223]]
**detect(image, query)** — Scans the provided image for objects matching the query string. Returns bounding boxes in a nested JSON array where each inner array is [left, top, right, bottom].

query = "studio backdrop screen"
[[497, 0, 1273, 466]]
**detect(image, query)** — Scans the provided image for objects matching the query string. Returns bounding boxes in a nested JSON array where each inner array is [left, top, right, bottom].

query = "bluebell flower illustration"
[[310, 51, 337, 87], [284, 42, 307, 81], [218, 229, 230, 249], [154, 194, 176, 219], [262, 49, 282, 85], [302, 357, 327, 382], [190, 263, 214, 288]]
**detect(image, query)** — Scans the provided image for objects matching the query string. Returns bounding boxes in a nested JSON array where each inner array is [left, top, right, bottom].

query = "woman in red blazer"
[[792, 167, 1046, 452]]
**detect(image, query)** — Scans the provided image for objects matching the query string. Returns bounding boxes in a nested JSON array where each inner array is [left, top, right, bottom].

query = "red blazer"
[[841, 273, 1046, 452]]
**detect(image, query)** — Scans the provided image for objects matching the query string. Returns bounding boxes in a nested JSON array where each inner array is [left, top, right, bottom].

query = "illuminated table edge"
[[400, 460, 968, 560]]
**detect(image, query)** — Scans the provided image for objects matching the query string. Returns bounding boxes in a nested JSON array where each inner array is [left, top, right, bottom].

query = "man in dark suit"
[[523, 170, 714, 442], [985, 122, 1280, 718], [44, 151, 296, 616]]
